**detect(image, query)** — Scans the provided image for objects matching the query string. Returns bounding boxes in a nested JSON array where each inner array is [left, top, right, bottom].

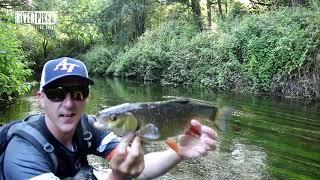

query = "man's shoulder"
[[3, 136, 52, 178], [4, 135, 50, 164], [6, 135, 39, 151]]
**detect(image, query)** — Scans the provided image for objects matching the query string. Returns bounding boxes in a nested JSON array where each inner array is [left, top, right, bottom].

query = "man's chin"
[[59, 123, 77, 133]]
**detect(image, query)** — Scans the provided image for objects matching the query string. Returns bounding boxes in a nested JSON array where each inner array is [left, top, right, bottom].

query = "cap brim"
[[42, 74, 94, 89]]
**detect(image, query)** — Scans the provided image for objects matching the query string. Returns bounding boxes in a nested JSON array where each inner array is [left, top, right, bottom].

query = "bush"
[[94, 7, 320, 98], [0, 22, 32, 107], [230, 8, 320, 93], [113, 18, 199, 80], [16, 25, 43, 71], [78, 45, 115, 76]]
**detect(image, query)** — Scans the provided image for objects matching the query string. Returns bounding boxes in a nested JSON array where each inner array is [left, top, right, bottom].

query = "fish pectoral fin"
[[165, 139, 180, 154], [135, 123, 160, 140]]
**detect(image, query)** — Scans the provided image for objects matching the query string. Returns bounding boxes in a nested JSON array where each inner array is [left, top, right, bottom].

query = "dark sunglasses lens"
[[71, 87, 89, 100], [44, 86, 89, 102], [44, 87, 66, 102]]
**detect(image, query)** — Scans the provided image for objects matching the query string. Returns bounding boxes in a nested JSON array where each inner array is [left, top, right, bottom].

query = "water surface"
[[1, 78, 319, 179]]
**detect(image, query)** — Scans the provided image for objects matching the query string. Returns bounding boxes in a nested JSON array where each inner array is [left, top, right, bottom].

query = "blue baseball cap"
[[40, 57, 94, 91]]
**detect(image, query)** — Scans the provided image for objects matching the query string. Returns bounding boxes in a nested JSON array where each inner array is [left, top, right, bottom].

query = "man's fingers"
[[188, 120, 217, 140], [201, 125, 217, 140], [109, 134, 145, 179], [123, 136, 144, 165], [128, 136, 145, 175], [117, 136, 145, 176], [190, 119, 201, 128], [111, 133, 135, 165], [131, 136, 144, 153], [117, 133, 135, 154], [185, 120, 201, 136]]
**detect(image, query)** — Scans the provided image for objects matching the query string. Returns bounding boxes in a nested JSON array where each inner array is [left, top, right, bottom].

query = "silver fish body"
[[94, 98, 219, 141]]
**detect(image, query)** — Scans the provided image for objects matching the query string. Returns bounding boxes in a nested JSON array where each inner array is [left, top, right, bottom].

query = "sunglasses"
[[43, 86, 89, 102]]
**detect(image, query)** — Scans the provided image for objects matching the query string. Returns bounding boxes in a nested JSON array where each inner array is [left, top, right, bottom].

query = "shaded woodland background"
[[1, 0, 319, 109]]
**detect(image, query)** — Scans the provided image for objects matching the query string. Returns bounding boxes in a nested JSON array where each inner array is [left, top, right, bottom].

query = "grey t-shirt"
[[2, 115, 119, 179]]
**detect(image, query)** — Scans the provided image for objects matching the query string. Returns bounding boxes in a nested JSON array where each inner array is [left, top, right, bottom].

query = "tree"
[[166, 0, 204, 31], [0, 21, 32, 107], [0, 0, 33, 9], [216, 0, 223, 18], [207, 0, 212, 28], [93, 0, 154, 45], [191, 0, 203, 31], [292, 0, 305, 6]]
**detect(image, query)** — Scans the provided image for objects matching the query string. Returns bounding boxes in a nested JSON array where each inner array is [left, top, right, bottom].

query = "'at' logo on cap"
[[54, 58, 80, 73]]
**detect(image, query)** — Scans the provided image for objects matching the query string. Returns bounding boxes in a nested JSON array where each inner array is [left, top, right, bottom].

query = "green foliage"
[[15, 25, 43, 70], [227, 1, 248, 19], [113, 18, 199, 80], [0, 22, 32, 103], [93, 0, 156, 45], [78, 45, 115, 76], [163, 31, 243, 90], [1, 0, 319, 100], [108, 8, 320, 98], [231, 8, 320, 92]]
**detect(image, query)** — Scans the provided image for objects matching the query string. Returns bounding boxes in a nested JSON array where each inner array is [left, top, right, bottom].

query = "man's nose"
[[62, 93, 74, 107]]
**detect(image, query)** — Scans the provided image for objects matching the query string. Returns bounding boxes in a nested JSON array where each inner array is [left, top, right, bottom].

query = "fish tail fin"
[[214, 107, 234, 132], [165, 139, 180, 154], [105, 148, 117, 161]]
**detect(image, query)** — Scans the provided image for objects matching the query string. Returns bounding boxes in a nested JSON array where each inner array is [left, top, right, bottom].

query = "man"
[[2, 57, 217, 179]]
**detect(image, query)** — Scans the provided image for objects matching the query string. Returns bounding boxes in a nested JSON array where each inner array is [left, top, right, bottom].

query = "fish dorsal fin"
[[162, 96, 211, 105], [162, 96, 189, 104], [136, 123, 160, 140], [162, 96, 187, 100]]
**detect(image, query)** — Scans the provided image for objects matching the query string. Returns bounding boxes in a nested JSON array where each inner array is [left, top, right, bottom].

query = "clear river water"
[[1, 78, 319, 180]]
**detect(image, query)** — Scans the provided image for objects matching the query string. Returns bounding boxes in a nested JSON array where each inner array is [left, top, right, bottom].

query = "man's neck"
[[44, 116, 75, 148]]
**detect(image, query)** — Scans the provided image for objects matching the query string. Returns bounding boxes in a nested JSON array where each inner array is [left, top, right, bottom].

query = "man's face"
[[37, 77, 90, 135]]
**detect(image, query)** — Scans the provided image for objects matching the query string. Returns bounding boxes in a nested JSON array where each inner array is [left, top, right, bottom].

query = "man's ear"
[[37, 91, 45, 108]]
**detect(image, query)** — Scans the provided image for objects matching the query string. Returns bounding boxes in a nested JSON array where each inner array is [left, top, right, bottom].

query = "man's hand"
[[177, 119, 217, 160], [108, 133, 145, 180]]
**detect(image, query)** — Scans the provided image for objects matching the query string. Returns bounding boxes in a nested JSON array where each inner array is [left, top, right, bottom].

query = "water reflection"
[[1, 78, 319, 179], [0, 90, 41, 123]]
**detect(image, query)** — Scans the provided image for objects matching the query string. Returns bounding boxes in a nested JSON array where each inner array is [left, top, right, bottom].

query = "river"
[[1, 78, 319, 179]]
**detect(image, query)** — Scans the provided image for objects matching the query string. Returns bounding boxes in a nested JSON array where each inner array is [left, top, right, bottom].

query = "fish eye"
[[110, 115, 117, 121]]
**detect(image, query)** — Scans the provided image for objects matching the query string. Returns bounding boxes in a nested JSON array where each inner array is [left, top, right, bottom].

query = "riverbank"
[[80, 8, 320, 100]]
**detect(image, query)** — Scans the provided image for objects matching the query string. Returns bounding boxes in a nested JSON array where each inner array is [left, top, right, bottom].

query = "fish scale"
[[94, 98, 220, 141], [133, 107, 191, 140]]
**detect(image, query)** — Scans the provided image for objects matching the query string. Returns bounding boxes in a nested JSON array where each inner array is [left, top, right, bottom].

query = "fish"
[[94, 97, 234, 161], [95, 97, 222, 139], [94, 97, 232, 146]]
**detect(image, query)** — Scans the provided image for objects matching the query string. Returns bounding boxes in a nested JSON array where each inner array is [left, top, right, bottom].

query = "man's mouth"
[[60, 113, 75, 117]]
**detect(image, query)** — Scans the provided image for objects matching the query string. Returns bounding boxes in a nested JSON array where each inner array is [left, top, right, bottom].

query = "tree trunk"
[[292, 0, 305, 6], [134, 10, 145, 38], [133, 0, 146, 40], [191, 0, 203, 31], [225, 0, 228, 14], [217, 0, 223, 18], [206, 0, 212, 28], [42, 38, 48, 58]]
